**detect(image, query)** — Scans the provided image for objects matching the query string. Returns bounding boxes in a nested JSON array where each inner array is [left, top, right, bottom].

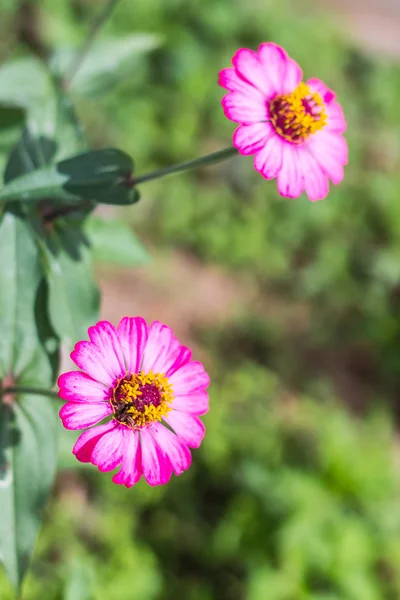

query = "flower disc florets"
[[111, 371, 173, 428], [269, 82, 327, 144]]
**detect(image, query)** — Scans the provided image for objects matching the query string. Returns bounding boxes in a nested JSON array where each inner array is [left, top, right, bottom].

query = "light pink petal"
[[164, 410, 205, 449], [326, 105, 346, 133], [308, 79, 347, 133], [91, 425, 124, 472], [59, 401, 113, 430], [258, 43, 295, 95], [73, 420, 118, 462], [277, 143, 305, 198], [58, 371, 110, 403], [140, 428, 172, 486], [151, 422, 191, 476], [254, 134, 284, 180], [141, 321, 174, 373], [164, 342, 192, 378], [307, 77, 336, 104], [312, 131, 348, 165], [232, 48, 275, 97], [117, 316, 148, 375], [71, 341, 117, 387], [87, 321, 125, 380], [218, 67, 265, 101], [308, 133, 346, 185], [233, 122, 274, 156], [222, 91, 267, 125], [112, 428, 142, 487], [172, 390, 209, 416], [297, 148, 329, 201], [169, 361, 210, 396]]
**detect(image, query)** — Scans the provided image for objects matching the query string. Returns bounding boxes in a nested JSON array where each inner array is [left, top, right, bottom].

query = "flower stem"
[[0, 386, 59, 399], [64, 0, 121, 87], [132, 146, 238, 186]]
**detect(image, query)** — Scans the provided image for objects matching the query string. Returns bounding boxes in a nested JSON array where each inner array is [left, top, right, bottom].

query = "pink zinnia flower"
[[58, 318, 210, 487], [219, 42, 348, 201]]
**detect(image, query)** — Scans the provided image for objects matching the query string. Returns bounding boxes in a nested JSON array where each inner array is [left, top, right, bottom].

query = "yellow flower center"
[[111, 371, 173, 429], [269, 82, 327, 144]]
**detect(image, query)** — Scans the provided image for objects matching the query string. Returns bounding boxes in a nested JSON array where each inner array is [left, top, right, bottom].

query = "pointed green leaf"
[[0, 392, 57, 593], [40, 224, 100, 343], [0, 211, 56, 592], [0, 149, 139, 206], [52, 34, 162, 97], [85, 215, 150, 266]]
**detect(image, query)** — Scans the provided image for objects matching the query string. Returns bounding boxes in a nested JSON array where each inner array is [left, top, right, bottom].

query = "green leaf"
[[0, 211, 56, 592], [0, 106, 25, 184], [0, 392, 58, 593], [40, 224, 100, 343], [0, 57, 57, 137], [4, 128, 57, 184], [85, 215, 150, 266], [0, 212, 45, 376], [52, 34, 162, 97], [0, 149, 139, 206]]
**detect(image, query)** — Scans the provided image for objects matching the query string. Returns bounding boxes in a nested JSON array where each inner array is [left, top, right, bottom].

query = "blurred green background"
[[2, 0, 400, 598]]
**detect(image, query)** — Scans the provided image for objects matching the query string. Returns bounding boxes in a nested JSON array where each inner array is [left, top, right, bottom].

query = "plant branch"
[[0, 386, 59, 399], [64, 0, 121, 88], [132, 146, 238, 186]]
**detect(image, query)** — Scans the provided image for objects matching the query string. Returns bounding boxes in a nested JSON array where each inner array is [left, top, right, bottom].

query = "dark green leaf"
[[85, 215, 150, 266], [52, 34, 162, 97], [0, 149, 139, 206], [4, 128, 57, 184], [40, 224, 100, 343]]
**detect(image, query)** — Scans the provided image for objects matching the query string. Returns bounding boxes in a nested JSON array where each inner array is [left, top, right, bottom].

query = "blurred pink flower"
[[59, 318, 209, 487], [219, 43, 348, 201]]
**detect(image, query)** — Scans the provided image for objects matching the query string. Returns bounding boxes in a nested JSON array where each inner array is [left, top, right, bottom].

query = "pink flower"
[[219, 43, 348, 201], [58, 318, 210, 487]]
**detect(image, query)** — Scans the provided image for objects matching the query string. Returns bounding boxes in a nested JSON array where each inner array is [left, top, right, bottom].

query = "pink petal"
[[117, 316, 148, 375], [91, 425, 124, 472], [232, 48, 275, 97], [164, 410, 205, 449], [218, 68, 265, 101], [308, 78, 346, 133], [140, 427, 172, 486], [308, 133, 346, 185], [277, 143, 305, 198], [307, 77, 336, 104], [312, 131, 348, 165], [233, 122, 274, 156], [71, 341, 117, 387], [326, 104, 346, 133], [59, 401, 113, 430], [164, 342, 192, 378], [169, 361, 210, 396], [172, 390, 209, 416], [58, 371, 110, 403], [151, 423, 191, 476], [112, 428, 142, 487], [258, 43, 296, 95], [222, 91, 267, 125], [254, 134, 284, 180], [141, 321, 179, 373], [73, 420, 118, 462], [297, 149, 329, 201], [88, 321, 126, 380]]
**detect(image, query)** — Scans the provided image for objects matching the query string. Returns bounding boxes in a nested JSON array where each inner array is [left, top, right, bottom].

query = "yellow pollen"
[[269, 82, 327, 144], [111, 371, 173, 429]]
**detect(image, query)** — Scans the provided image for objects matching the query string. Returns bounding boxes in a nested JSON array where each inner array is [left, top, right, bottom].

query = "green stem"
[[0, 386, 59, 399], [133, 146, 238, 185], [65, 0, 121, 87]]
